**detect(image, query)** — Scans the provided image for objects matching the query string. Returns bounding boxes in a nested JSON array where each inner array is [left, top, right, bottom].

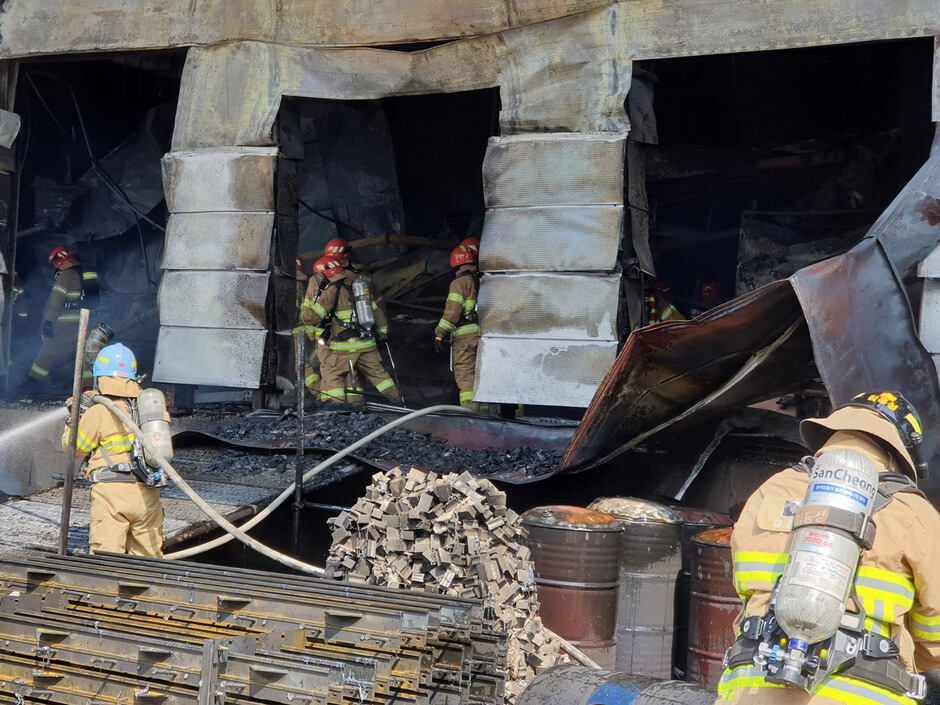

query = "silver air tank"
[[137, 388, 174, 467], [83, 323, 114, 371], [772, 448, 879, 687], [351, 276, 375, 330]]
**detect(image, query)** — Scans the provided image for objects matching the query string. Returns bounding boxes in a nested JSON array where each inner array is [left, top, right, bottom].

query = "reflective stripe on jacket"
[[435, 265, 478, 338], [717, 430, 940, 705]]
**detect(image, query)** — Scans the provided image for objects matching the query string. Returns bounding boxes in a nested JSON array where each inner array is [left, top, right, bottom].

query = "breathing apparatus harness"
[[454, 269, 480, 325], [316, 276, 377, 346], [723, 457, 926, 700]]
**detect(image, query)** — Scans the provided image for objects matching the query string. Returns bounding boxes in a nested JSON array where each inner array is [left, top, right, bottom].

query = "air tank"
[[589, 498, 682, 678], [688, 527, 737, 686], [522, 506, 623, 669], [351, 277, 375, 329], [136, 388, 173, 467]]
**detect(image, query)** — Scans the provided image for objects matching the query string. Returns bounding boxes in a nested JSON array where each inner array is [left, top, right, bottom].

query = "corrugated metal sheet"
[[162, 213, 275, 270], [162, 147, 277, 213], [158, 271, 269, 330], [473, 337, 619, 407], [483, 133, 626, 207], [153, 327, 267, 388], [479, 206, 623, 272], [478, 273, 619, 339]]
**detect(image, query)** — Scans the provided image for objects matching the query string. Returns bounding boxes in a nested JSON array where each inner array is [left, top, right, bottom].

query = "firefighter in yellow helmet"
[[293, 256, 321, 395], [62, 343, 166, 557], [300, 256, 399, 404], [435, 245, 481, 409], [717, 391, 939, 705]]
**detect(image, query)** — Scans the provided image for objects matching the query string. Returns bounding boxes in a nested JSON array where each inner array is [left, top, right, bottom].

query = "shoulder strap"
[[873, 472, 924, 513]]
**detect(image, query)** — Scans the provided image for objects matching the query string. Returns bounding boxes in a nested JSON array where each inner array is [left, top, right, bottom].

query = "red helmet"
[[48, 246, 74, 265], [699, 280, 723, 299], [450, 245, 477, 269], [325, 238, 350, 257], [460, 236, 481, 254], [314, 256, 344, 279], [653, 279, 671, 293]]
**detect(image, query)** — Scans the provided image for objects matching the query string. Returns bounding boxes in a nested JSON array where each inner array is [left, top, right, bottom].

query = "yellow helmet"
[[800, 391, 927, 479]]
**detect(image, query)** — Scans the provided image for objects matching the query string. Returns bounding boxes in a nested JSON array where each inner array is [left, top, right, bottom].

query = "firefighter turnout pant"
[[89, 481, 165, 557], [29, 318, 80, 382], [453, 332, 479, 409], [319, 348, 398, 404]]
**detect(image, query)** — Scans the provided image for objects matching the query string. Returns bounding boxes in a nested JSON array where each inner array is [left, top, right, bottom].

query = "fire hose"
[[87, 397, 600, 669]]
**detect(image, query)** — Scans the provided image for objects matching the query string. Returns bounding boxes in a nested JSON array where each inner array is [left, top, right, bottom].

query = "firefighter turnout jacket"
[[435, 265, 479, 340], [300, 270, 388, 352], [43, 264, 82, 329], [61, 379, 144, 482], [717, 430, 940, 705]]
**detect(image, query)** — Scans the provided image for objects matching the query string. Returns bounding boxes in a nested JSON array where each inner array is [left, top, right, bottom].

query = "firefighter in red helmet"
[[300, 255, 398, 404], [27, 247, 84, 386], [435, 245, 481, 409]]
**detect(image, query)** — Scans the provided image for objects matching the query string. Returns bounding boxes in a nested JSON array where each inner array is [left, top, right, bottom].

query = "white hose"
[[91, 397, 599, 669], [94, 398, 473, 563]]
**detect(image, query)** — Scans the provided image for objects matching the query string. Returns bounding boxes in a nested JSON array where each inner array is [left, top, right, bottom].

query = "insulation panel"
[[478, 273, 619, 339], [479, 206, 623, 272], [162, 212, 275, 271], [483, 133, 626, 208], [474, 337, 618, 407], [153, 327, 267, 388], [159, 271, 269, 330]]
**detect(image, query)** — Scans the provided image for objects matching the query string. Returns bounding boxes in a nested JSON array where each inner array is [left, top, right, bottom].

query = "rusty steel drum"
[[516, 664, 716, 705], [688, 527, 738, 686], [670, 506, 734, 677], [522, 505, 623, 670], [588, 497, 682, 679]]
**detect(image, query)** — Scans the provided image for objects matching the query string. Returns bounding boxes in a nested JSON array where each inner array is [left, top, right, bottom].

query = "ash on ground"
[[217, 410, 561, 479]]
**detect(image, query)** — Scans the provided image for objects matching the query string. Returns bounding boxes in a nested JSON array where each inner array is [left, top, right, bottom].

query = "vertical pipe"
[[291, 331, 305, 555], [58, 307, 90, 555]]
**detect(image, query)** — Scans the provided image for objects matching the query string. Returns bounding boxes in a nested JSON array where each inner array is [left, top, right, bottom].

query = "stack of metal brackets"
[[0, 553, 507, 704], [475, 133, 624, 408]]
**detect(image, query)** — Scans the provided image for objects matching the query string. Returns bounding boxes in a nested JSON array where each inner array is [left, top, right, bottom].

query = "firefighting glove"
[[433, 336, 445, 354], [41, 320, 54, 340]]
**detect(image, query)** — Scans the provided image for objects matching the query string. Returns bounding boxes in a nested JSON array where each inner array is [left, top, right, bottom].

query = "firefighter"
[[717, 391, 940, 705], [435, 245, 480, 409], [691, 279, 724, 317], [62, 343, 166, 557], [293, 256, 321, 395], [27, 247, 84, 385], [646, 279, 685, 325], [300, 256, 398, 404]]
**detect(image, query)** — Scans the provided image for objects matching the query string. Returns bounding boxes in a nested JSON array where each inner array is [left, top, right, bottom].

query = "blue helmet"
[[93, 343, 137, 380]]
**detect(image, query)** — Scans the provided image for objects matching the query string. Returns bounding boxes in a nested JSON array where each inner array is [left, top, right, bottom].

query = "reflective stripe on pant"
[[319, 348, 397, 403], [29, 320, 80, 381], [452, 332, 479, 409], [89, 482, 165, 557]]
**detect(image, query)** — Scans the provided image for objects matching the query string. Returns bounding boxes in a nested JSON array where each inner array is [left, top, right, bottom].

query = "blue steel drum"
[[516, 665, 715, 705]]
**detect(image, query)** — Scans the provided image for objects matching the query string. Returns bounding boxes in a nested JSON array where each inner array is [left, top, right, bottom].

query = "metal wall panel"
[[474, 337, 619, 407], [479, 206, 623, 271], [483, 133, 626, 207], [162, 147, 277, 213], [162, 212, 275, 270], [159, 271, 269, 330], [153, 327, 267, 388], [478, 273, 619, 339]]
